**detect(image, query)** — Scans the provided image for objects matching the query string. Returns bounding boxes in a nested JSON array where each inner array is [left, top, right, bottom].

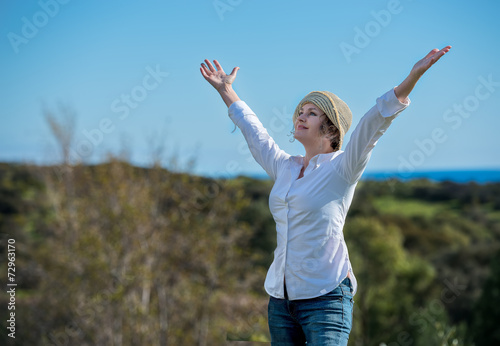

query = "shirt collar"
[[291, 151, 342, 167]]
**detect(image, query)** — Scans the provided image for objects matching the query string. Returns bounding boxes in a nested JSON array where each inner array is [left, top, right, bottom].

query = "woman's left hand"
[[410, 46, 452, 79], [395, 45, 452, 102]]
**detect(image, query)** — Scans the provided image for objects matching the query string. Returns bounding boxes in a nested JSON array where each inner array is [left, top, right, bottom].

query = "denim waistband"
[[284, 276, 352, 300]]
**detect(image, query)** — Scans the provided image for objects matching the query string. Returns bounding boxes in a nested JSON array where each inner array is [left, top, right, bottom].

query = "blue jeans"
[[268, 278, 354, 345]]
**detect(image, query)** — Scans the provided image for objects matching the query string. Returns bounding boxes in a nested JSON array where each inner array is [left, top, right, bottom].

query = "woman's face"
[[294, 103, 328, 145]]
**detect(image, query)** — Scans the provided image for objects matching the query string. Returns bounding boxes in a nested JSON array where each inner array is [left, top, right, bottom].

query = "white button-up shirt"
[[228, 88, 410, 300]]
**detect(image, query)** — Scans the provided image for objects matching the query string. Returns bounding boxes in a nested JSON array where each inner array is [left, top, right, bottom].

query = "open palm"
[[200, 59, 239, 92], [394, 45, 452, 102], [411, 45, 452, 78]]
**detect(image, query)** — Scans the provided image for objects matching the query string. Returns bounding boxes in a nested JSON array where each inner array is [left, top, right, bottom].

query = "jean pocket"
[[315, 287, 343, 301], [342, 290, 354, 303], [340, 282, 353, 297]]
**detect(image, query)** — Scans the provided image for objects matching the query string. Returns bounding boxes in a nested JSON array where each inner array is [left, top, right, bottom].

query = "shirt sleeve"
[[335, 88, 410, 184], [228, 100, 290, 181]]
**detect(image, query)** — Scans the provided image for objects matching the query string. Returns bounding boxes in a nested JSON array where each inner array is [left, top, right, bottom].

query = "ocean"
[[247, 170, 500, 183], [361, 170, 500, 184]]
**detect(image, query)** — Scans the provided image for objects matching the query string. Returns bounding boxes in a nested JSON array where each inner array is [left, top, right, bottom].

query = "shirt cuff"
[[228, 100, 252, 120], [376, 88, 411, 118]]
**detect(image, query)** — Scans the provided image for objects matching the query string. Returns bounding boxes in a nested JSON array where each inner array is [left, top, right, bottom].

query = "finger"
[[428, 47, 450, 67], [229, 66, 240, 77], [204, 59, 216, 72], [200, 67, 209, 79], [426, 46, 451, 62], [441, 45, 452, 54], [213, 60, 225, 73], [424, 48, 439, 60], [433, 46, 451, 61], [201, 63, 213, 76]]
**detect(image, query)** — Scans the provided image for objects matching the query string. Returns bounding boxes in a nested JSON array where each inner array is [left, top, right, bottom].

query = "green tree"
[[471, 250, 500, 345], [344, 216, 436, 345]]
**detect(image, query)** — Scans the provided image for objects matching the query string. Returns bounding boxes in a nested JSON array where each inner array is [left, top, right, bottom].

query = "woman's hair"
[[319, 116, 341, 151]]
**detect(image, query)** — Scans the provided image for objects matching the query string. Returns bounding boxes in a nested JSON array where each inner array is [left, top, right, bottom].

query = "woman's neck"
[[302, 145, 333, 169]]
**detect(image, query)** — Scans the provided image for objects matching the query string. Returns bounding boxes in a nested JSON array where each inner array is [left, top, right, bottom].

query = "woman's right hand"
[[200, 59, 239, 92]]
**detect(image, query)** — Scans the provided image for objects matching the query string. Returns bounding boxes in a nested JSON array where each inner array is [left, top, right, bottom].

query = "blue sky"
[[1, 0, 499, 178]]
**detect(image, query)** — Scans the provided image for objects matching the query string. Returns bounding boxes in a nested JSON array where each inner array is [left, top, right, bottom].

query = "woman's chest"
[[269, 165, 349, 216]]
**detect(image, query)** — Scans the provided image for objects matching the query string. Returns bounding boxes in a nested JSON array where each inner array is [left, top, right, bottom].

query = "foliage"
[[471, 250, 500, 345], [1, 164, 499, 345], [0, 161, 268, 345]]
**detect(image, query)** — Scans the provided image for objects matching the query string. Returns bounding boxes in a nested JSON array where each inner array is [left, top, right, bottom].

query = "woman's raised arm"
[[200, 59, 241, 108], [394, 45, 452, 103]]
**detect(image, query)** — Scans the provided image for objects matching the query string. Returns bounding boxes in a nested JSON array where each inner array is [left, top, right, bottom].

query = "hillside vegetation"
[[1, 161, 499, 345]]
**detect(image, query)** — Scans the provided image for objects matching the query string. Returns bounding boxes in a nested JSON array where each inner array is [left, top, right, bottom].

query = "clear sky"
[[1, 0, 499, 178]]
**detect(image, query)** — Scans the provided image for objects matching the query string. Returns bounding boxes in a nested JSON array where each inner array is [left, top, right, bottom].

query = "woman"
[[200, 46, 451, 345]]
